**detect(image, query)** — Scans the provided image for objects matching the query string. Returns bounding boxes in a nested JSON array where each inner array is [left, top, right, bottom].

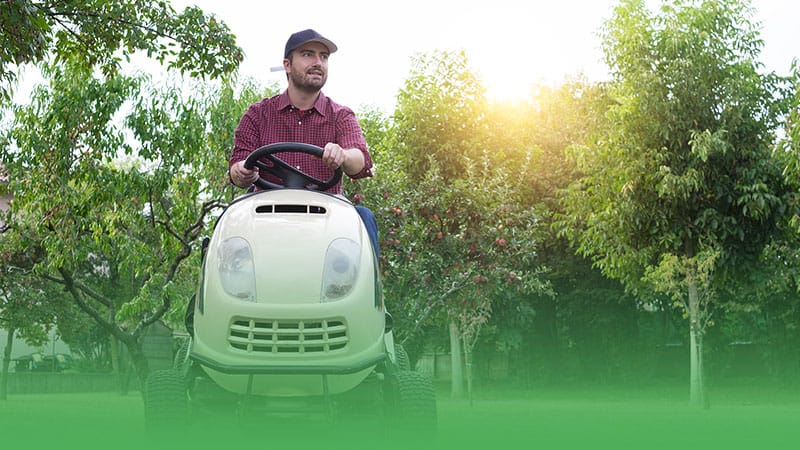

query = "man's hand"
[[323, 143, 364, 176], [322, 143, 346, 170], [230, 160, 259, 187]]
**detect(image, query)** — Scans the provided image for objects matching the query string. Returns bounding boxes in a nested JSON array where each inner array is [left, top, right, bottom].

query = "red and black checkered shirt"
[[230, 90, 373, 194]]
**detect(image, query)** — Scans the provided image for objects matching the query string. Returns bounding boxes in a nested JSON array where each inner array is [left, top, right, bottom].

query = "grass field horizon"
[[1, 378, 798, 449]]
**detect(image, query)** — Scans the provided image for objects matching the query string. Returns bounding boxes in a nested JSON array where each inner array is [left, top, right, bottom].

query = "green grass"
[[438, 380, 800, 449], [1, 380, 798, 450]]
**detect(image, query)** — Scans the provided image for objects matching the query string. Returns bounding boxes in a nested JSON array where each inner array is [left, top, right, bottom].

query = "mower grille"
[[228, 318, 348, 353]]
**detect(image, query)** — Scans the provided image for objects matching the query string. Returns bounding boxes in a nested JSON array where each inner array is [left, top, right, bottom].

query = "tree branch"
[[40, 272, 112, 307], [43, 7, 181, 47], [136, 199, 221, 334], [187, 199, 224, 239], [45, 12, 95, 59], [56, 268, 122, 339], [401, 280, 468, 345]]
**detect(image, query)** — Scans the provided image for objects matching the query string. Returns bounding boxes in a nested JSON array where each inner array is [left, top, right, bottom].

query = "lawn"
[[1, 379, 797, 450], [437, 380, 800, 449]]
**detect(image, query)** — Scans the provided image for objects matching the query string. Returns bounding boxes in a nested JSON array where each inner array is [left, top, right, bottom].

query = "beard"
[[289, 67, 327, 94]]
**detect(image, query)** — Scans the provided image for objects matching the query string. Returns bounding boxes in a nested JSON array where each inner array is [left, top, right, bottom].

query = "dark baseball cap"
[[284, 29, 338, 59]]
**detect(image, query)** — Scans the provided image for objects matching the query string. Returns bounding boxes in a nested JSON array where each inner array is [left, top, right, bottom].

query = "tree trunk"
[[449, 321, 464, 398], [117, 334, 149, 393], [110, 334, 120, 374], [110, 334, 127, 395], [464, 345, 474, 406], [687, 279, 706, 408], [124, 335, 150, 388], [111, 333, 149, 394], [1, 328, 14, 400]]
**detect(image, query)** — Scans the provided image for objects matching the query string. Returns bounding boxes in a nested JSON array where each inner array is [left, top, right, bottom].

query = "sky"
[[167, 0, 800, 112]]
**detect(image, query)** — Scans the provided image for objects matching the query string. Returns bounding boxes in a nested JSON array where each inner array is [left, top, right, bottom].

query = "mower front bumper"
[[190, 352, 387, 375]]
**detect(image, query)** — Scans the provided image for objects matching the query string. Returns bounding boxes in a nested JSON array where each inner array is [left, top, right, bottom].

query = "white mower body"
[[190, 189, 392, 397]]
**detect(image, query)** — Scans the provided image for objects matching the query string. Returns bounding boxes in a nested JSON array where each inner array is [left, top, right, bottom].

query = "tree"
[[778, 60, 800, 211], [0, 61, 272, 384], [368, 50, 551, 398], [484, 80, 641, 384], [559, 0, 794, 406], [0, 266, 55, 400], [762, 58, 800, 380], [0, 0, 243, 100], [1, 0, 243, 384]]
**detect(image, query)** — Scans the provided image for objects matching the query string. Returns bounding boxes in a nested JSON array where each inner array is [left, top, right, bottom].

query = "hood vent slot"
[[256, 204, 327, 214]]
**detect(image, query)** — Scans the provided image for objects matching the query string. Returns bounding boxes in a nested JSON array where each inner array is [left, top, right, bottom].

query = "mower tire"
[[144, 369, 188, 433], [394, 344, 411, 371], [385, 370, 437, 439]]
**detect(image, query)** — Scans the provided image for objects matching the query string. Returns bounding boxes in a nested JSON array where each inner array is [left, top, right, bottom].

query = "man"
[[228, 29, 378, 256]]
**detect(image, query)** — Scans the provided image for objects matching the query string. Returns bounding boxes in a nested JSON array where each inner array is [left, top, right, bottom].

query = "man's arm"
[[333, 108, 373, 179], [322, 143, 365, 176], [229, 106, 261, 188]]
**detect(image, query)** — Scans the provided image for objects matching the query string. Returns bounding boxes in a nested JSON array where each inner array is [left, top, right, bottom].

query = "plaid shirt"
[[230, 90, 373, 194]]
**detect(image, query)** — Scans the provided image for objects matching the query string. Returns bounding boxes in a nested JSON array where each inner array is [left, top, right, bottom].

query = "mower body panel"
[[191, 189, 386, 396]]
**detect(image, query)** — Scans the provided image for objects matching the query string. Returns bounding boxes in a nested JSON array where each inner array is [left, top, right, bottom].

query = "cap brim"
[[300, 38, 338, 54]]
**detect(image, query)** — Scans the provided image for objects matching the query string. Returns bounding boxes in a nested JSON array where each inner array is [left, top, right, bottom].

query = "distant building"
[[141, 320, 176, 371]]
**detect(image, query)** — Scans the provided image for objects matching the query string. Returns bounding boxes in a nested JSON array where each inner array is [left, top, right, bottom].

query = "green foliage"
[[561, 0, 794, 296], [394, 50, 488, 181], [555, 0, 796, 404], [0, 0, 243, 100], [0, 60, 269, 381], [777, 60, 800, 231], [0, 269, 54, 347], [356, 52, 552, 361], [54, 301, 112, 370]]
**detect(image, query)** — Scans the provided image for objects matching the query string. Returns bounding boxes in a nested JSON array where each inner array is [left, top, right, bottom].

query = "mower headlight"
[[321, 238, 360, 302], [218, 237, 256, 301]]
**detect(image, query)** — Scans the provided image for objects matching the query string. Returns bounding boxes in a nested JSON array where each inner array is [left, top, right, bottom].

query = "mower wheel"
[[394, 344, 411, 371], [144, 369, 188, 433], [385, 370, 437, 439]]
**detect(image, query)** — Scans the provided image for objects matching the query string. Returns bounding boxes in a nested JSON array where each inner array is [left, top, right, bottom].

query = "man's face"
[[285, 42, 329, 94]]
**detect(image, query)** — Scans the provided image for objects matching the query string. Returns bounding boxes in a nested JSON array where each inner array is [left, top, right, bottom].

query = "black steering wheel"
[[243, 142, 343, 191]]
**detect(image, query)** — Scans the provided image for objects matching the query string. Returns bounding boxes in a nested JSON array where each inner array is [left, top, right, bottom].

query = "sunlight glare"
[[448, 2, 612, 103]]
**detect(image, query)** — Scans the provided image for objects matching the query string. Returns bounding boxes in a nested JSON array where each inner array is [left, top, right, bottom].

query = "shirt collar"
[[278, 90, 328, 117]]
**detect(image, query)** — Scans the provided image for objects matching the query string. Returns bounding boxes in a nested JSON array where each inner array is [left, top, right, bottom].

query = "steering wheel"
[[243, 142, 342, 191]]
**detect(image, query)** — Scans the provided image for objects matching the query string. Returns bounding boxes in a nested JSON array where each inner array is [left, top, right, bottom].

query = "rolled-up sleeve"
[[337, 108, 373, 179], [230, 106, 261, 168]]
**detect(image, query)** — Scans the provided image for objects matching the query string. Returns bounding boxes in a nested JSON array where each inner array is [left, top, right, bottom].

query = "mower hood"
[[206, 189, 368, 305]]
